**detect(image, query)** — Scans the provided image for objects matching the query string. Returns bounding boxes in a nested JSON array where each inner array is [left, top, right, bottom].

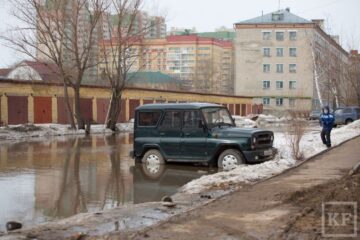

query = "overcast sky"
[[0, 0, 359, 68]]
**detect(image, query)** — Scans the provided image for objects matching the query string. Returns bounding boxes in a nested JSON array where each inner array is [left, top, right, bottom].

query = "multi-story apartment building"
[[110, 11, 166, 39], [234, 9, 349, 112], [165, 35, 233, 94], [99, 35, 234, 94], [36, 0, 100, 84]]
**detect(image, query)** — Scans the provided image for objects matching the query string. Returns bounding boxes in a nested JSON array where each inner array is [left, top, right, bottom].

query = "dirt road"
[[134, 137, 360, 240]]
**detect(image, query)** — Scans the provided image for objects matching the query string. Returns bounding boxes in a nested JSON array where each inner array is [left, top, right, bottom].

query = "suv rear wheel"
[[142, 149, 165, 165], [218, 149, 244, 170], [345, 118, 353, 125]]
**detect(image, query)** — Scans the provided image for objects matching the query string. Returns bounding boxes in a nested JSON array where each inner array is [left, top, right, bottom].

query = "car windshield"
[[201, 107, 234, 128]]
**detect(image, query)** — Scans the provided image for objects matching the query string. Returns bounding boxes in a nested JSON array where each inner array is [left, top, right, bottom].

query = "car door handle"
[[184, 133, 190, 136], [160, 132, 165, 136]]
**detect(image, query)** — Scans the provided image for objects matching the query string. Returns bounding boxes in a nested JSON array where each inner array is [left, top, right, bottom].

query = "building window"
[[289, 64, 297, 73], [289, 48, 297, 57], [276, 98, 283, 106], [263, 32, 271, 40], [272, 13, 284, 21], [289, 31, 297, 40], [276, 81, 284, 89], [263, 97, 270, 105], [276, 64, 283, 73], [263, 80, 270, 89], [289, 80, 297, 89], [276, 48, 283, 57], [276, 32, 284, 41], [263, 48, 271, 57], [263, 64, 270, 73], [289, 98, 296, 107]]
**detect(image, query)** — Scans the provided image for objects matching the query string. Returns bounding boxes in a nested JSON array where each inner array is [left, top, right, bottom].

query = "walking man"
[[320, 106, 335, 148]]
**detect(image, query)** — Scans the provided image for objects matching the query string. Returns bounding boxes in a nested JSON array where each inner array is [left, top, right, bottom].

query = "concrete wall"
[[234, 24, 315, 111], [0, 80, 258, 125]]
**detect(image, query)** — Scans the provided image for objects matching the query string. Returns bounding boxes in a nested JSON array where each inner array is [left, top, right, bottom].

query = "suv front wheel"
[[142, 149, 165, 165], [218, 149, 245, 170]]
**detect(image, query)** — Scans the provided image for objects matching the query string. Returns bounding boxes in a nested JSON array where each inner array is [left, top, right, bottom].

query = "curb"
[[257, 134, 360, 184]]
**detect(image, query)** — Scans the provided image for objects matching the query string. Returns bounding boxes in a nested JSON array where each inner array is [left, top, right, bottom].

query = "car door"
[[180, 110, 208, 160], [158, 111, 182, 159]]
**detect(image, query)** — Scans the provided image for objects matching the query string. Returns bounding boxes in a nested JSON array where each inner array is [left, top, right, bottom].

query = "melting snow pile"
[[0, 122, 133, 141], [232, 115, 257, 128], [181, 120, 360, 194]]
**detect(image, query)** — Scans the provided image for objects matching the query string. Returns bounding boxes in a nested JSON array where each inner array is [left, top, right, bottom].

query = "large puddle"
[[0, 134, 215, 231]]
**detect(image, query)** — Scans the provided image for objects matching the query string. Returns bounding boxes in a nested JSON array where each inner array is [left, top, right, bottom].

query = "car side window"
[[160, 111, 181, 129], [138, 111, 161, 126], [183, 111, 202, 129], [343, 108, 352, 114]]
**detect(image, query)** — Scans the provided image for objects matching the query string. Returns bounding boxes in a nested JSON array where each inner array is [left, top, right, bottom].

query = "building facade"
[[100, 35, 234, 95], [234, 9, 349, 113]]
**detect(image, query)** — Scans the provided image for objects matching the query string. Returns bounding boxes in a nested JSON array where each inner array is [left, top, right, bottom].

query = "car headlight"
[[270, 135, 274, 141], [253, 137, 257, 144]]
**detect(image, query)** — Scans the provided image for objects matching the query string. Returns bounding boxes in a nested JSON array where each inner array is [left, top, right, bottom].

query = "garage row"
[[0, 79, 261, 125]]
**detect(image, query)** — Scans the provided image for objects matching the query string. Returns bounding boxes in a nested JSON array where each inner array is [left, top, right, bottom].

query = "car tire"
[[345, 119, 353, 125], [142, 149, 165, 165], [218, 149, 245, 170], [141, 160, 166, 180]]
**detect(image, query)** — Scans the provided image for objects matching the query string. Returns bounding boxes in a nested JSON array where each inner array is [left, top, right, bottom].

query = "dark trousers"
[[321, 129, 332, 147]]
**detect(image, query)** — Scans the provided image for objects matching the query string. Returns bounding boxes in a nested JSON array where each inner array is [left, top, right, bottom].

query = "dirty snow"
[[0, 122, 133, 141], [181, 120, 360, 194], [232, 115, 257, 128]]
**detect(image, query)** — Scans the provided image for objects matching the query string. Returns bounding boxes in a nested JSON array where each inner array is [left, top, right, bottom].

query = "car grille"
[[254, 132, 273, 146]]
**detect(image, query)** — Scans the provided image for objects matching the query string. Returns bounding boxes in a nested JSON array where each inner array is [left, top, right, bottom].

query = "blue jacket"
[[320, 113, 335, 131]]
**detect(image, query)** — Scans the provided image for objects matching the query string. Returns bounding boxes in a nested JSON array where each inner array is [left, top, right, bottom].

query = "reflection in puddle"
[[0, 134, 213, 230]]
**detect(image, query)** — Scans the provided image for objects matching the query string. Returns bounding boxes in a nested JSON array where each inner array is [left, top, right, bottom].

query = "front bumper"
[[242, 147, 277, 163]]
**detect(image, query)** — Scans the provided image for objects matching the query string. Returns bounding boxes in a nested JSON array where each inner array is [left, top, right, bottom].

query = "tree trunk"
[[106, 90, 122, 131], [63, 82, 76, 129], [73, 85, 85, 130]]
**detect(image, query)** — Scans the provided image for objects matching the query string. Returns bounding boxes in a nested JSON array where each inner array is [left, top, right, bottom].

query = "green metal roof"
[[128, 71, 180, 84]]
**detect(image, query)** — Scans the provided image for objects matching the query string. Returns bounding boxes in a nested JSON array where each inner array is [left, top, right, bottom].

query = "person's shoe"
[[326, 144, 331, 148]]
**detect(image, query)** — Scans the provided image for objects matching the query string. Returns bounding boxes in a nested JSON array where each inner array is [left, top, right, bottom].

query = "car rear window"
[[138, 111, 161, 126]]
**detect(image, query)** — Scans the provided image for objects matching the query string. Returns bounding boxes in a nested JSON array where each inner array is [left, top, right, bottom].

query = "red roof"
[[166, 35, 233, 48], [0, 68, 11, 77], [23, 61, 61, 83]]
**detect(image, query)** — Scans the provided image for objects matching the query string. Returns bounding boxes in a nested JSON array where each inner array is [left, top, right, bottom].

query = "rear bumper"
[[242, 147, 277, 163]]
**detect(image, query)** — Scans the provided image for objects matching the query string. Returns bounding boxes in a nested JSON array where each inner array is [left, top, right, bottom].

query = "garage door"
[[97, 98, 109, 124], [34, 96, 52, 123], [129, 99, 140, 120], [8, 96, 28, 125], [80, 98, 93, 123], [57, 97, 74, 124]]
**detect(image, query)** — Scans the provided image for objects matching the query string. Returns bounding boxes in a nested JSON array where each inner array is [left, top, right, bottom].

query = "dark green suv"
[[131, 103, 276, 170]]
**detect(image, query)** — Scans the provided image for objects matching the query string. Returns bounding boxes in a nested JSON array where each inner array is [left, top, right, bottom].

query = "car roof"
[[136, 102, 223, 111]]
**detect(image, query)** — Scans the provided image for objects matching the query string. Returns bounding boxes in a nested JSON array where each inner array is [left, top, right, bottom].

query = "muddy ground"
[[277, 171, 360, 239]]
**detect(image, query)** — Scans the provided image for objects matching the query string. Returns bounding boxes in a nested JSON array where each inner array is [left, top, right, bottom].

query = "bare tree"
[[195, 59, 218, 93], [345, 52, 360, 105], [2, 0, 106, 129], [286, 109, 307, 161], [99, 0, 164, 130]]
